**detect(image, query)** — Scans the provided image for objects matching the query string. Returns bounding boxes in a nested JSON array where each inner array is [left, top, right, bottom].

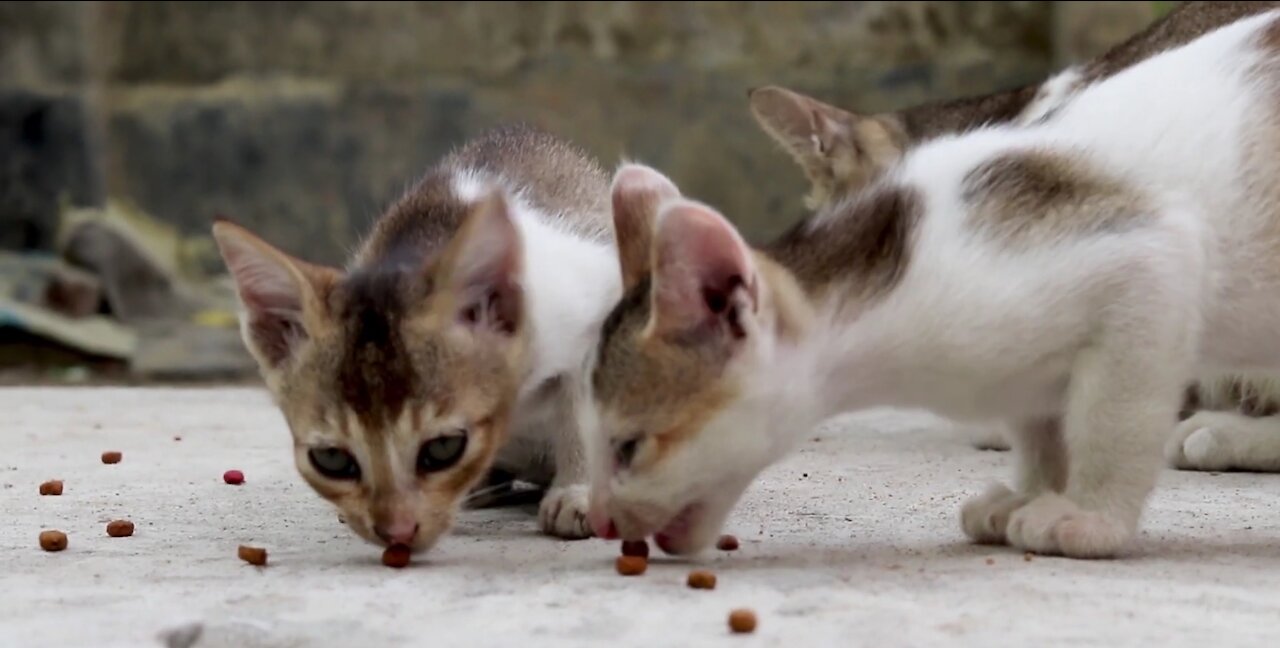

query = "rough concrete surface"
[[4, 387, 1279, 647]]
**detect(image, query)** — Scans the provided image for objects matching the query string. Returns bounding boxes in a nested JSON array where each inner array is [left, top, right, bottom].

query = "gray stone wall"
[[2, 1, 1165, 267]]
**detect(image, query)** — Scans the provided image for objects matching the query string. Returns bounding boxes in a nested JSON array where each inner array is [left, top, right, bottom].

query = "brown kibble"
[[1024, 552, 1034, 562], [621, 540, 649, 559], [985, 557, 995, 566], [106, 520, 134, 537], [615, 555, 647, 576], [728, 609, 757, 634], [382, 544, 412, 569], [101, 451, 122, 464], [39, 530, 68, 552], [687, 570, 717, 590], [237, 545, 267, 566], [716, 534, 739, 551], [39, 480, 63, 496]]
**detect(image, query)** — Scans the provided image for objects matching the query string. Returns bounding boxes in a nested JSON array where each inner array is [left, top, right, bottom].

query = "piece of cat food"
[[237, 545, 267, 566], [1024, 552, 1034, 562], [382, 544, 412, 568], [615, 555, 647, 576], [728, 609, 757, 634], [106, 519, 135, 537], [985, 557, 995, 566], [39, 530, 68, 552], [687, 570, 717, 590], [39, 480, 63, 496], [223, 470, 245, 485], [716, 534, 739, 551], [101, 451, 122, 464], [621, 539, 649, 558]]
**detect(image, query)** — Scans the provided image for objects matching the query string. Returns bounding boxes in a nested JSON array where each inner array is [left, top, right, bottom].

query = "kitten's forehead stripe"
[[337, 269, 419, 431]]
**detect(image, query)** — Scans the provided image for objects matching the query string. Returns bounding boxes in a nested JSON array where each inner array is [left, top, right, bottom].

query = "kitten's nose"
[[374, 520, 420, 545]]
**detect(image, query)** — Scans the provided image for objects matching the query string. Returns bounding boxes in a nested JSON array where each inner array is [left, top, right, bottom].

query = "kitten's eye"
[[614, 436, 642, 469], [418, 430, 468, 473], [308, 447, 360, 480]]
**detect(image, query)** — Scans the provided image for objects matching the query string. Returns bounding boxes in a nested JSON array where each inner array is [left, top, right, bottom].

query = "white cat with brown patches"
[[213, 126, 619, 554], [585, 11, 1280, 558], [747, 0, 1280, 467]]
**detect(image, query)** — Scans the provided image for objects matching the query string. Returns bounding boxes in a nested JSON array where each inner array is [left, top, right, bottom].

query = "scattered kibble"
[[101, 451, 122, 464], [1024, 552, 1034, 562], [237, 545, 267, 566], [621, 540, 649, 559], [616, 555, 647, 576], [223, 470, 245, 485], [39, 480, 63, 496], [687, 570, 717, 590], [985, 557, 995, 566], [106, 520, 134, 537], [39, 530, 68, 552], [716, 535, 739, 551], [728, 609, 757, 634], [382, 544, 412, 568]]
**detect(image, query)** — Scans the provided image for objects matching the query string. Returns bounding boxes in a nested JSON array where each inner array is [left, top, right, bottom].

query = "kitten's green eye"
[[308, 447, 360, 480], [418, 431, 468, 474]]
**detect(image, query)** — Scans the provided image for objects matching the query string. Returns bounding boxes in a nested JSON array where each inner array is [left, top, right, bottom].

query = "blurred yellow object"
[[193, 309, 239, 328]]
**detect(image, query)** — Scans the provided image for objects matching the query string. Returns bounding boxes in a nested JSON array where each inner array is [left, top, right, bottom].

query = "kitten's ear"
[[211, 219, 338, 368], [648, 200, 758, 341], [436, 191, 523, 336], [748, 85, 905, 206], [611, 163, 681, 292]]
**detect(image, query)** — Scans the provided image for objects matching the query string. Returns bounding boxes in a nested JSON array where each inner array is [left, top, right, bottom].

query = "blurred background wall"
[[0, 1, 1171, 382]]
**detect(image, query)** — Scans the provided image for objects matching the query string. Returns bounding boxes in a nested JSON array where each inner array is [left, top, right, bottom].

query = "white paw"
[[1005, 493, 1132, 558], [1166, 413, 1236, 471], [960, 483, 1030, 545], [538, 484, 593, 539]]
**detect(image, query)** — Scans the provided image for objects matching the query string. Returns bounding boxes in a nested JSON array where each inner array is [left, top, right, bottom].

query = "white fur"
[[663, 12, 1280, 557], [450, 169, 621, 538], [1017, 66, 1085, 126]]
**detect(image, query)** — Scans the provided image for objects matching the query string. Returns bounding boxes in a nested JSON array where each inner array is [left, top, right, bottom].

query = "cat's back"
[[355, 125, 611, 269]]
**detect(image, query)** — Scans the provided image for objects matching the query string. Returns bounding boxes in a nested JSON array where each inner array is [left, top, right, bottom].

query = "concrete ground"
[[4, 388, 1280, 648]]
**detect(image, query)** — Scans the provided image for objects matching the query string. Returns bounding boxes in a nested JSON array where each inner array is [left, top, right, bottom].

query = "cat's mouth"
[[653, 503, 704, 555]]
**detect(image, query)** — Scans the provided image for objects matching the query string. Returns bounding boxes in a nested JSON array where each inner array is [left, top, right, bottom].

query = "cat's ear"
[[212, 219, 339, 368], [436, 190, 524, 336], [611, 163, 681, 292], [647, 200, 758, 342], [748, 85, 905, 205]]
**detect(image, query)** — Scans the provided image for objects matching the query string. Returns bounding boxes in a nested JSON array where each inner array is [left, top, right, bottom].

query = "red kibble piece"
[[40, 530, 68, 552], [223, 470, 244, 485], [728, 609, 757, 633], [106, 520, 134, 537], [621, 540, 649, 559], [716, 534, 739, 551], [382, 544, 412, 568], [687, 570, 717, 589], [238, 545, 267, 566], [101, 451, 122, 464], [39, 480, 63, 496]]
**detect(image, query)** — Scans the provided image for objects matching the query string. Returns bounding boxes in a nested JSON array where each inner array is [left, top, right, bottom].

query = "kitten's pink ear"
[[749, 86, 854, 166], [211, 219, 337, 367], [749, 85, 905, 205], [648, 200, 758, 341], [437, 191, 523, 336], [611, 163, 680, 292]]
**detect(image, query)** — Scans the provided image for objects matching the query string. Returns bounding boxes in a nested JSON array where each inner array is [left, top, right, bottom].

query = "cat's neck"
[[516, 206, 620, 395]]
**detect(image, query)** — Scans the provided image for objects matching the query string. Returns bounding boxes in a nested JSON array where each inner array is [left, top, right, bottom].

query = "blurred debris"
[[0, 201, 253, 382]]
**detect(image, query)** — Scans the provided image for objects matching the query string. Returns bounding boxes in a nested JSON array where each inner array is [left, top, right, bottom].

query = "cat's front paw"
[[538, 484, 593, 539], [960, 483, 1030, 545], [1005, 493, 1132, 558], [1166, 412, 1235, 471]]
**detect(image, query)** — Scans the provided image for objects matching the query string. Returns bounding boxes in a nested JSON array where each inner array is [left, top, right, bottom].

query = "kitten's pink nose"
[[374, 520, 420, 545]]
